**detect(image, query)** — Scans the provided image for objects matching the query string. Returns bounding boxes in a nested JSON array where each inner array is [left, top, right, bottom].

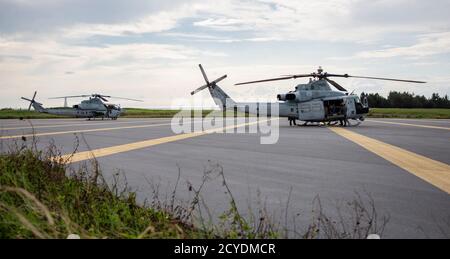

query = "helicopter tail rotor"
[[191, 64, 227, 95], [21, 91, 42, 111]]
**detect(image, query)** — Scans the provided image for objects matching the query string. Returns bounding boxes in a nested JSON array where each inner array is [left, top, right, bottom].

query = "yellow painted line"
[[61, 119, 271, 163], [0, 119, 170, 131], [329, 127, 450, 194], [0, 122, 173, 140], [367, 119, 450, 131]]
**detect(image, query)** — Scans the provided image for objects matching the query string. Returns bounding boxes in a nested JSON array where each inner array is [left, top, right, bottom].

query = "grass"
[[0, 108, 249, 119], [0, 145, 205, 238], [0, 108, 67, 119], [367, 108, 450, 119], [0, 133, 289, 239]]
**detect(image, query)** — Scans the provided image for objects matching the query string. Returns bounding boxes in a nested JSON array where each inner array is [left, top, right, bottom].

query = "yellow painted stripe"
[[0, 122, 173, 140], [367, 119, 450, 131], [0, 119, 170, 131], [62, 119, 271, 163], [329, 127, 450, 194]]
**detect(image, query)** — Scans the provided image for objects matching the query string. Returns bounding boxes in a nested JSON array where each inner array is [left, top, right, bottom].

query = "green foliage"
[[362, 91, 450, 109], [0, 145, 280, 239], [0, 108, 247, 119], [0, 147, 199, 239], [0, 109, 67, 119]]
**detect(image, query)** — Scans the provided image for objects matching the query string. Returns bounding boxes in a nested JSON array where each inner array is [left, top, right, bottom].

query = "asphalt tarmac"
[[1, 117, 449, 238]]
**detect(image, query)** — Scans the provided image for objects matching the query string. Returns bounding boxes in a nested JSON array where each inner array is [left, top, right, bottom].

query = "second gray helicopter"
[[21, 92, 142, 120]]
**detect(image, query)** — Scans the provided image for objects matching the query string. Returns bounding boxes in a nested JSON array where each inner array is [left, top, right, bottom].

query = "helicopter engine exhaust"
[[277, 94, 287, 101]]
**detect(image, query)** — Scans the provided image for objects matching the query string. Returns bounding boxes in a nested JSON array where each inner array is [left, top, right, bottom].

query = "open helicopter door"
[[323, 97, 347, 120]]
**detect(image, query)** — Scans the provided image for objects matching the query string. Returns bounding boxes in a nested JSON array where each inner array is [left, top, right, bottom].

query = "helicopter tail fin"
[[191, 64, 236, 110]]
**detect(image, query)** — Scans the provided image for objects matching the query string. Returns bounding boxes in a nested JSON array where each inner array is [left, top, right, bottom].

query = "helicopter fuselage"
[[27, 96, 123, 120], [230, 79, 369, 123]]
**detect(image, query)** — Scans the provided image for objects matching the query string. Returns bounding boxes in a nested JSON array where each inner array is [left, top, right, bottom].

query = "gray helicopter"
[[21, 92, 142, 120], [191, 64, 425, 126]]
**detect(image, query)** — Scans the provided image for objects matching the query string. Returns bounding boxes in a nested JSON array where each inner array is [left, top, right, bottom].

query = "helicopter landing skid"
[[296, 119, 362, 127], [297, 121, 326, 127], [344, 119, 362, 127]]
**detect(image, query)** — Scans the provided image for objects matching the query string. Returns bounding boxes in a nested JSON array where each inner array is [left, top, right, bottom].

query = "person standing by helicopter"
[[288, 117, 297, 126], [339, 101, 348, 126]]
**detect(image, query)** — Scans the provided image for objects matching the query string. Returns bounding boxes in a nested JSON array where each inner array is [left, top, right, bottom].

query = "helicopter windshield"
[[107, 104, 121, 110]]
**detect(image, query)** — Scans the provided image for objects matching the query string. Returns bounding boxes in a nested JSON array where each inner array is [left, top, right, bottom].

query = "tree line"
[[360, 91, 450, 108]]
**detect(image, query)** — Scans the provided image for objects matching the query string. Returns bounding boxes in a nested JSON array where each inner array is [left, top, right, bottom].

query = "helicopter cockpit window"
[[301, 85, 311, 91]]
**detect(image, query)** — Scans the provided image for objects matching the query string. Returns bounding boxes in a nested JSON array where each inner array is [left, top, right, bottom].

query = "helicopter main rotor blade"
[[325, 78, 348, 92], [199, 64, 210, 84], [235, 74, 312, 86], [326, 74, 426, 83], [48, 95, 91, 99], [32, 91, 37, 101], [21, 97, 32, 102], [191, 84, 208, 95], [348, 75, 426, 83], [108, 96, 143, 102]]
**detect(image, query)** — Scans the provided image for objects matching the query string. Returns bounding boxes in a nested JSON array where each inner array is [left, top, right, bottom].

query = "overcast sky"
[[1, 0, 450, 108]]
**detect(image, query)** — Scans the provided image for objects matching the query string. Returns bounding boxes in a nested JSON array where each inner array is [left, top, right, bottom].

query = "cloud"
[[191, 0, 371, 41], [62, 6, 197, 38], [63, 14, 178, 38], [1, 0, 450, 109], [355, 32, 450, 59], [0, 38, 226, 78], [163, 32, 278, 43], [0, 0, 192, 34], [190, 0, 450, 43], [3, 0, 450, 43]]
